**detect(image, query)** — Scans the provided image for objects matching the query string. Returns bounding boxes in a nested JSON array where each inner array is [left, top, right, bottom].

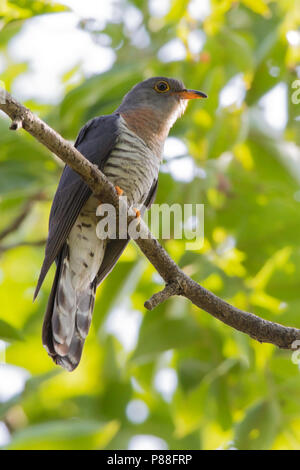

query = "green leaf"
[[6, 419, 120, 450], [132, 309, 202, 362], [178, 359, 211, 392], [218, 28, 254, 74], [233, 400, 281, 450], [0, 318, 23, 342], [166, 0, 189, 21]]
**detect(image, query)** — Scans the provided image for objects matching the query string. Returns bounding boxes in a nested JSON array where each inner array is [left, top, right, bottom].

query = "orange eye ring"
[[154, 80, 170, 93]]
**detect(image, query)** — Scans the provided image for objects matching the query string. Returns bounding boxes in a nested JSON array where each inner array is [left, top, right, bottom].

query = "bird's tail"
[[42, 244, 96, 371]]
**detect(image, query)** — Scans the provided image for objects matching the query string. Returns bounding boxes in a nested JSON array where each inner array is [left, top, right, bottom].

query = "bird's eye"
[[154, 81, 170, 93]]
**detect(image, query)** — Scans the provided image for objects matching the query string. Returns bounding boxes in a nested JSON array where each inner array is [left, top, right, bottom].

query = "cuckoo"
[[35, 77, 207, 371]]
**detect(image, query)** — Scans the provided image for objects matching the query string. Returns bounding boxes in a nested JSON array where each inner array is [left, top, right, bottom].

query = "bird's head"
[[117, 77, 207, 154]]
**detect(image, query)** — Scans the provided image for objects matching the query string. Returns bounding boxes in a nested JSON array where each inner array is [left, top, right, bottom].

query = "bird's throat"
[[120, 107, 173, 158]]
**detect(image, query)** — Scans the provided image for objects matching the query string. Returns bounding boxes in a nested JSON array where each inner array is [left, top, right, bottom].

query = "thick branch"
[[1, 87, 300, 351]]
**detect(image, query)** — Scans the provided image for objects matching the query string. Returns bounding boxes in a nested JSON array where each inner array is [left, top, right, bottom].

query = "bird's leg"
[[115, 185, 139, 217], [133, 208, 141, 218], [115, 185, 124, 196]]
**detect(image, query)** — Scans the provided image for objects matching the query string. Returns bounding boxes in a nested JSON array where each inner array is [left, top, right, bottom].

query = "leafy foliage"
[[0, 0, 299, 450]]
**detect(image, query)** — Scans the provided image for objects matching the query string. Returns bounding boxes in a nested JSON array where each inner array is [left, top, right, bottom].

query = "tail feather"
[[42, 245, 67, 357], [42, 243, 97, 371], [76, 287, 95, 339], [55, 331, 85, 372], [51, 248, 76, 355]]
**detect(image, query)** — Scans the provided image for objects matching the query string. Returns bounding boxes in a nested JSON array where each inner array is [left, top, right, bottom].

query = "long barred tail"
[[42, 244, 96, 371]]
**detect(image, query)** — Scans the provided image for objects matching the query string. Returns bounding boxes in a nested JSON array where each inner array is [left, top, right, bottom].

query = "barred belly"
[[103, 116, 160, 208], [65, 117, 159, 292]]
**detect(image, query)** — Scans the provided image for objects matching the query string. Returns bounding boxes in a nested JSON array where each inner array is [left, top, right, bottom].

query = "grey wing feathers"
[[144, 178, 158, 210], [34, 114, 120, 298]]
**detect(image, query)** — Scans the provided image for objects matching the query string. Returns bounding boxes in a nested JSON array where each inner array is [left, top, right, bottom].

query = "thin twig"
[[0, 191, 47, 243], [0, 87, 299, 350], [0, 239, 46, 253], [9, 118, 23, 130], [144, 281, 182, 310]]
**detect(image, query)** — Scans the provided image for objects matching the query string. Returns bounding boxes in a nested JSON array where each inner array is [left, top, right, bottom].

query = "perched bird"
[[35, 77, 207, 371]]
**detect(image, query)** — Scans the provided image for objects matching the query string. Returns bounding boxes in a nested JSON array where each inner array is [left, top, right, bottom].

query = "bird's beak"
[[176, 89, 208, 100]]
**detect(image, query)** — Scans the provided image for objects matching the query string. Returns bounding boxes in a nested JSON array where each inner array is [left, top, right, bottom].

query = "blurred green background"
[[0, 0, 300, 450]]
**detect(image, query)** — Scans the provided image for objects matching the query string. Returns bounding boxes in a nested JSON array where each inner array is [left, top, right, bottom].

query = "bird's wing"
[[96, 178, 158, 285], [34, 114, 120, 298], [144, 177, 158, 210]]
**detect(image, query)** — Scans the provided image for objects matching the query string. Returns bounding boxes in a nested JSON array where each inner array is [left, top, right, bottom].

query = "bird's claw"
[[115, 185, 124, 196], [133, 208, 141, 218]]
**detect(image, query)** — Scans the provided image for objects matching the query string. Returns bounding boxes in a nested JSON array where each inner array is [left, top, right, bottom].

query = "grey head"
[[117, 76, 207, 120], [116, 76, 207, 154]]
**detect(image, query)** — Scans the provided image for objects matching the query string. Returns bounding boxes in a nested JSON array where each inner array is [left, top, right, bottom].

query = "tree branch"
[[144, 281, 183, 310], [0, 239, 46, 253], [1, 87, 299, 351], [0, 191, 47, 243]]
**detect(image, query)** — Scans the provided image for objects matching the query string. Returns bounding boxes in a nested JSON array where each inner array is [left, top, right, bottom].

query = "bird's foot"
[[133, 208, 141, 218], [115, 185, 124, 196]]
